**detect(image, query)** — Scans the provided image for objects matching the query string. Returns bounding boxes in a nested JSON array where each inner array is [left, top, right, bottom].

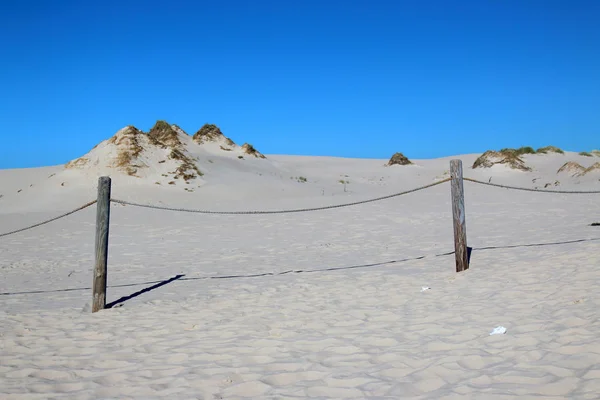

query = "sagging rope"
[[2, 175, 598, 239], [0, 200, 97, 238], [110, 178, 452, 214], [463, 177, 600, 194]]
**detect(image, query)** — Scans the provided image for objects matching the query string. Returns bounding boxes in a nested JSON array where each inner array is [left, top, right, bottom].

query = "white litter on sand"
[[490, 326, 508, 336]]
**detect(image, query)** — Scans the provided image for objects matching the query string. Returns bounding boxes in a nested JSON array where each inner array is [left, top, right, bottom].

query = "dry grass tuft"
[[387, 152, 412, 166], [583, 162, 600, 175], [557, 161, 600, 177], [193, 123, 224, 144], [146, 122, 204, 181], [193, 123, 241, 150], [473, 150, 531, 171], [148, 120, 182, 148], [169, 149, 203, 181], [65, 157, 90, 169], [473, 145, 565, 171], [557, 161, 586, 176], [171, 124, 187, 135], [242, 143, 266, 158], [111, 127, 146, 176]]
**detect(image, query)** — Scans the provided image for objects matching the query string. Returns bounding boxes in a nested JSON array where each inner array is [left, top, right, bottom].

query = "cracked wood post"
[[93, 176, 111, 312], [450, 160, 469, 272]]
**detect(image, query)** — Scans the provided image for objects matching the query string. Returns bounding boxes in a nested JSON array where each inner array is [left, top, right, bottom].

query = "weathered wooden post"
[[450, 160, 469, 272], [93, 176, 111, 312]]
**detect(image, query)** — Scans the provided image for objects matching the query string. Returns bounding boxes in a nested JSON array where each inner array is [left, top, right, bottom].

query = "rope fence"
[[463, 177, 600, 194], [0, 200, 97, 239], [2, 176, 599, 239], [110, 178, 452, 214], [1, 159, 599, 313]]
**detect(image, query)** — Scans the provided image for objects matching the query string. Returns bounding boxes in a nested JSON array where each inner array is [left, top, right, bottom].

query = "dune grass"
[[472, 149, 531, 171], [499, 146, 536, 156], [387, 152, 412, 166], [536, 146, 564, 154]]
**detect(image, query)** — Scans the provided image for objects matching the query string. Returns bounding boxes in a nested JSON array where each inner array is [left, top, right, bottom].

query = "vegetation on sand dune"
[[557, 161, 585, 175], [148, 120, 182, 148], [499, 146, 536, 156], [242, 143, 266, 158], [193, 123, 224, 144], [387, 152, 412, 166], [169, 149, 203, 181], [557, 161, 600, 177], [65, 157, 90, 169], [171, 124, 186, 134], [536, 146, 564, 154], [108, 126, 146, 176], [472, 149, 531, 171]]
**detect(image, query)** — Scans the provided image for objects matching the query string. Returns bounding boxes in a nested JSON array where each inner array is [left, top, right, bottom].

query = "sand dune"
[[1, 148, 599, 399]]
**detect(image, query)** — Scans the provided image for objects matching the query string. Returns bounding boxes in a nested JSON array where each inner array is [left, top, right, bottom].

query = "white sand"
[[1, 150, 599, 399]]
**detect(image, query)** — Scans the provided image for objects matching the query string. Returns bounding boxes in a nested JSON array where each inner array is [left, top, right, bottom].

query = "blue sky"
[[1, 0, 598, 169]]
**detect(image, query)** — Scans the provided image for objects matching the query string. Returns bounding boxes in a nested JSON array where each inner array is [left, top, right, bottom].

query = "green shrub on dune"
[[536, 146, 564, 154]]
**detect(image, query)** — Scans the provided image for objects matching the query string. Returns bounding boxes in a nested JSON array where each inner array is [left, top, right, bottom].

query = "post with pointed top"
[[93, 176, 111, 312], [450, 160, 469, 272]]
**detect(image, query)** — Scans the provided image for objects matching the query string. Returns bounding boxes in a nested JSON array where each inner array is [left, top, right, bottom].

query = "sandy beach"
[[1, 144, 599, 399]]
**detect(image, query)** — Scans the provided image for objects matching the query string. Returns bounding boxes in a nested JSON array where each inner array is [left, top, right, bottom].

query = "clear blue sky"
[[1, 0, 599, 169]]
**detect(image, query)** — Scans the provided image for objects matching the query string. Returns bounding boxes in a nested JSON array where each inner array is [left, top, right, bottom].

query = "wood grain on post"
[[93, 176, 111, 312], [450, 160, 469, 272]]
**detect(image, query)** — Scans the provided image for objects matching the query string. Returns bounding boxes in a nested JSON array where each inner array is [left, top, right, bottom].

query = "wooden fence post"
[[93, 176, 111, 312], [450, 160, 469, 272]]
